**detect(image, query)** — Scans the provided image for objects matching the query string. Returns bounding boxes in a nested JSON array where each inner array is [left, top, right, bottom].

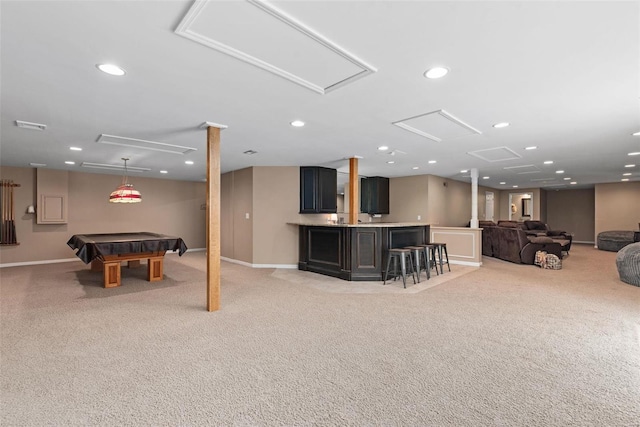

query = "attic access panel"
[[393, 110, 482, 142], [175, 0, 376, 94]]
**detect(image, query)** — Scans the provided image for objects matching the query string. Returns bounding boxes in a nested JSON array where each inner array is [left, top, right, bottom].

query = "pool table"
[[67, 232, 188, 288]]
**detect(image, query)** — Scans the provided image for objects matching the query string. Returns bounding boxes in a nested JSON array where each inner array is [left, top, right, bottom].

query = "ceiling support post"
[[349, 157, 359, 225], [470, 168, 479, 228], [206, 126, 221, 312]]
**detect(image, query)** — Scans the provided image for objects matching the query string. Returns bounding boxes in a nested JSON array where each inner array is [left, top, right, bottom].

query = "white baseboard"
[[220, 256, 297, 269], [449, 260, 482, 267], [0, 247, 206, 269], [0, 258, 82, 269]]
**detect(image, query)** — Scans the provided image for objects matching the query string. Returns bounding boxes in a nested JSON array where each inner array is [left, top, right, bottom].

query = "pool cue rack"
[[0, 180, 21, 246]]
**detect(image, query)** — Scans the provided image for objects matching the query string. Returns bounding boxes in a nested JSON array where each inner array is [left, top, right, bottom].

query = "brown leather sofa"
[[481, 222, 563, 264]]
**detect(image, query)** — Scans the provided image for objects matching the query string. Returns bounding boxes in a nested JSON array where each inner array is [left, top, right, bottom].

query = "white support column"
[[470, 168, 479, 228]]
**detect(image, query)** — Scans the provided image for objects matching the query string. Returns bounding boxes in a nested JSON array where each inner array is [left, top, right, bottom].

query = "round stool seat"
[[616, 242, 640, 286]]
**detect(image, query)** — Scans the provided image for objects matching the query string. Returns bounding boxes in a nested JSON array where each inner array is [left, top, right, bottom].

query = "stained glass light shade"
[[109, 158, 142, 203], [109, 183, 142, 203]]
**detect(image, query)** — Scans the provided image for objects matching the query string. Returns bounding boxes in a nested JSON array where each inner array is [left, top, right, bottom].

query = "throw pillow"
[[545, 254, 562, 270]]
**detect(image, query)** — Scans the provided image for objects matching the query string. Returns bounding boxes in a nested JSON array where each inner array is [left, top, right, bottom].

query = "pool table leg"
[[103, 261, 121, 288], [147, 256, 164, 282]]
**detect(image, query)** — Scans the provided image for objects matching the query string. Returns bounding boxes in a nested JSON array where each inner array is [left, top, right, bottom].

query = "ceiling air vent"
[[96, 134, 197, 155], [16, 120, 47, 131], [80, 162, 150, 172]]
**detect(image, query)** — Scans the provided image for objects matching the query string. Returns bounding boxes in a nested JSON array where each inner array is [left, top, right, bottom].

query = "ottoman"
[[616, 242, 640, 287], [597, 230, 635, 252]]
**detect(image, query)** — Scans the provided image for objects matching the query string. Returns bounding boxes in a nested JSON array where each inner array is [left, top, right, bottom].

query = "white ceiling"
[[1, 1, 639, 191]]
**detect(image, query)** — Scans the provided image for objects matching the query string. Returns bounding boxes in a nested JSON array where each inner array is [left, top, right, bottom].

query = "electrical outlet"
[[245, 213, 250, 219], [417, 215, 421, 220]]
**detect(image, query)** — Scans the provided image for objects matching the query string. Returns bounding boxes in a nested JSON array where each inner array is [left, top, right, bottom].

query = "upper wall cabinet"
[[361, 176, 389, 214], [300, 166, 337, 214]]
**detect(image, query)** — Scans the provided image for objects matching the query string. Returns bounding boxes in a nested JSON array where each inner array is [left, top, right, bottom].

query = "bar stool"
[[383, 248, 417, 288], [405, 245, 430, 281], [417, 244, 439, 277], [430, 242, 450, 274]]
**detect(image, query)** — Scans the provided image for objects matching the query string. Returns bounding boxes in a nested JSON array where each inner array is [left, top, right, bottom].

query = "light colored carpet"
[[1, 244, 639, 426]]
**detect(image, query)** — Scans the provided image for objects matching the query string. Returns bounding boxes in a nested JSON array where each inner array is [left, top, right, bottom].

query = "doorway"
[[508, 192, 534, 221], [485, 191, 494, 221]]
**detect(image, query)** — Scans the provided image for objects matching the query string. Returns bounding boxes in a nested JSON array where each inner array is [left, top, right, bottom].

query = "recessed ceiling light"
[[428, 160, 437, 164], [625, 164, 635, 168], [632, 131, 640, 136], [563, 177, 571, 180], [544, 160, 554, 165], [424, 67, 449, 79], [160, 170, 168, 174], [499, 182, 506, 185], [96, 63, 126, 76], [65, 161, 75, 165], [628, 152, 640, 156], [378, 146, 389, 151], [493, 122, 510, 128], [387, 161, 395, 164], [556, 170, 564, 174], [512, 185, 519, 188], [460, 169, 468, 173], [15, 120, 47, 131], [623, 173, 632, 176], [525, 146, 537, 150], [185, 160, 194, 165], [621, 178, 630, 182], [70, 146, 82, 151], [412, 166, 419, 170], [570, 182, 577, 185], [482, 176, 489, 179], [290, 120, 305, 127]]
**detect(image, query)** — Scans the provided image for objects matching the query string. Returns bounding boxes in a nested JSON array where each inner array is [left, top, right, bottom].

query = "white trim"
[[166, 247, 206, 254], [96, 134, 197, 155], [174, 0, 376, 95], [0, 248, 207, 268], [221, 256, 297, 269], [0, 258, 82, 269], [392, 109, 482, 142], [431, 230, 477, 259], [449, 260, 482, 267], [199, 122, 228, 130], [392, 122, 441, 142]]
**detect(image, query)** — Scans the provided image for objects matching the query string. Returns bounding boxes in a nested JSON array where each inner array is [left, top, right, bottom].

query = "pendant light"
[[109, 158, 142, 203]]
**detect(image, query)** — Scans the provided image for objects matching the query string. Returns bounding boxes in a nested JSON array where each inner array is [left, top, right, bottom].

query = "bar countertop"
[[288, 222, 428, 228]]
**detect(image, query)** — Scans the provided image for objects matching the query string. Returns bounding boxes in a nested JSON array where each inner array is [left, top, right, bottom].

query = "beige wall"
[[546, 188, 595, 243], [386, 175, 429, 223], [0, 167, 206, 265], [253, 167, 299, 265], [594, 181, 640, 238], [387, 175, 498, 226], [220, 168, 254, 263]]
